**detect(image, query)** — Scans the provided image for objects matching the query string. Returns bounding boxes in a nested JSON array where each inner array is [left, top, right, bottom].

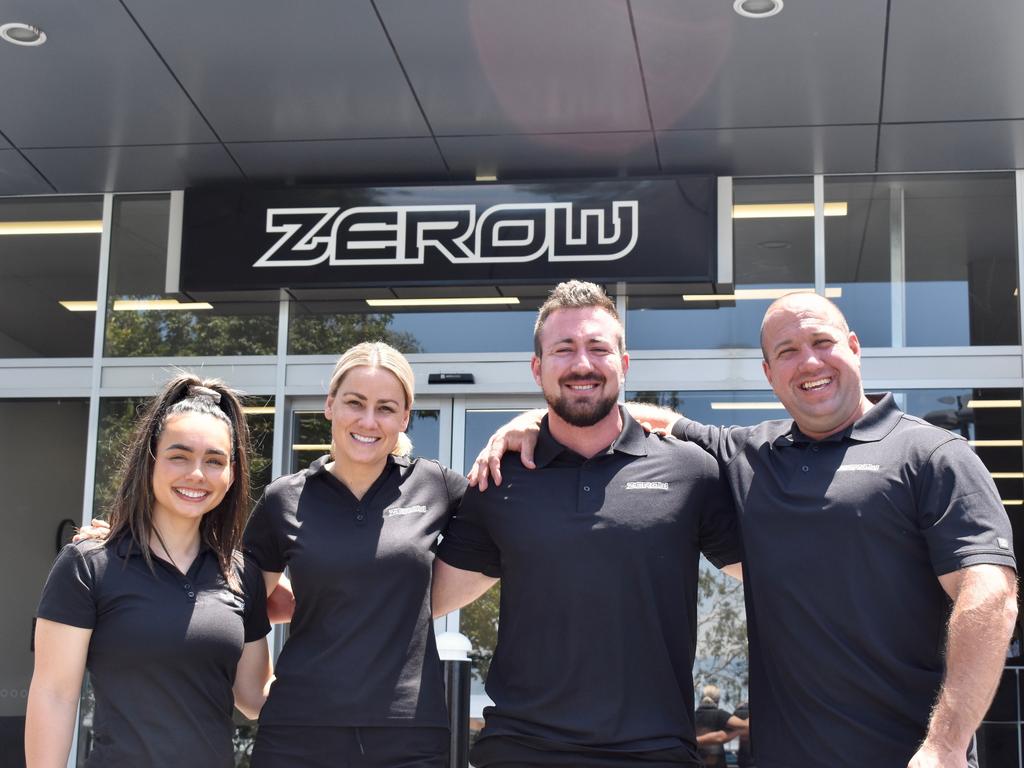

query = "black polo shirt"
[[243, 454, 465, 728], [438, 409, 741, 764], [36, 536, 269, 768], [672, 393, 1016, 768]]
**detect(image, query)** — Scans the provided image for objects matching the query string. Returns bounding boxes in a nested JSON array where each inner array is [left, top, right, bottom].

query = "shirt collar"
[[307, 452, 409, 479], [533, 406, 648, 468], [772, 392, 899, 446], [111, 531, 214, 559]]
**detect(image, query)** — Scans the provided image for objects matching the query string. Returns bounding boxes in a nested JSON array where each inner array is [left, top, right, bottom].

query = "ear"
[[762, 359, 773, 387], [620, 352, 630, 378], [848, 330, 862, 357], [324, 393, 334, 420], [530, 355, 542, 387], [400, 409, 410, 433]]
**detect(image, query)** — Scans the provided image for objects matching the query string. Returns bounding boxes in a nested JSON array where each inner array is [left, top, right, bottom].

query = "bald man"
[[473, 292, 1017, 768]]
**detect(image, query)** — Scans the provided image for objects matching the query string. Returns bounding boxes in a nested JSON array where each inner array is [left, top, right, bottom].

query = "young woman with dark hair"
[[25, 374, 272, 768]]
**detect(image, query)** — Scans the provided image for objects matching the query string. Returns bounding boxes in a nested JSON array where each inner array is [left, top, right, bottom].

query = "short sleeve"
[[36, 544, 98, 629], [917, 438, 1017, 575], [696, 451, 743, 568], [243, 492, 286, 573], [671, 418, 753, 465], [441, 464, 469, 509], [437, 487, 502, 578], [238, 553, 271, 643]]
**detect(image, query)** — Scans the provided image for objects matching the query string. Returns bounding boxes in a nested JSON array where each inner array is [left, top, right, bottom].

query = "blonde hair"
[[328, 342, 414, 457], [700, 684, 721, 707]]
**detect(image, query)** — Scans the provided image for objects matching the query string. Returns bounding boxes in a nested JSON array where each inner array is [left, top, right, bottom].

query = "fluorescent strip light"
[[0, 219, 103, 235], [966, 400, 1022, 409], [682, 287, 843, 302], [732, 202, 848, 219], [112, 299, 213, 311], [476, 174, 498, 182], [366, 297, 520, 308], [1002, 500, 1023, 506], [242, 406, 276, 415], [59, 300, 98, 312], [710, 402, 786, 410], [991, 472, 1024, 479], [292, 444, 330, 451], [968, 440, 1024, 447]]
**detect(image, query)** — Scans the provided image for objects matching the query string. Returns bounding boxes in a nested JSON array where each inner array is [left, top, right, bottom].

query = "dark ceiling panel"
[[0, 133, 9, 150], [884, 0, 1024, 122], [0, 151, 54, 195], [24, 144, 243, 193], [123, 0, 430, 142], [878, 121, 1024, 173], [658, 125, 878, 176], [633, 0, 887, 130], [229, 138, 448, 183], [0, 0, 214, 148], [438, 132, 659, 180], [378, 0, 649, 135]]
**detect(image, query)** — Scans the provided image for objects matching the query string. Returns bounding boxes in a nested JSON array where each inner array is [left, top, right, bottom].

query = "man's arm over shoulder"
[[433, 486, 502, 617]]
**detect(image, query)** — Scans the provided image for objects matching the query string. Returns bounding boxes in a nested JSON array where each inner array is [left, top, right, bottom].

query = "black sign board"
[[180, 178, 716, 292]]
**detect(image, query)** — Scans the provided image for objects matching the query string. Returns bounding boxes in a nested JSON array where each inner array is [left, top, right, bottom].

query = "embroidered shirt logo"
[[383, 505, 427, 518], [835, 463, 881, 473], [998, 537, 1011, 550], [625, 481, 670, 491]]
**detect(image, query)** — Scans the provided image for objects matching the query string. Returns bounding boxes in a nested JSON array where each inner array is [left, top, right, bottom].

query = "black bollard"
[[437, 631, 473, 768]]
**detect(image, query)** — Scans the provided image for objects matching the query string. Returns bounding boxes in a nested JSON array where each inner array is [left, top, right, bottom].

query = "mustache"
[[559, 374, 606, 385]]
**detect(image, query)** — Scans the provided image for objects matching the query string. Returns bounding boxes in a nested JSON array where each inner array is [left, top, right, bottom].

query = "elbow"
[[233, 684, 268, 721]]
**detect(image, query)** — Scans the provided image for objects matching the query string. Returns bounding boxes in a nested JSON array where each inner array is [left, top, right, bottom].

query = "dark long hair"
[[106, 374, 251, 590]]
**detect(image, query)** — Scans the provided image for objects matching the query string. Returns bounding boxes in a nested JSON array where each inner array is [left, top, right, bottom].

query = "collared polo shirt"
[[672, 393, 1016, 768], [438, 409, 741, 764], [243, 454, 465, 728], [36, 536, 269, 768]]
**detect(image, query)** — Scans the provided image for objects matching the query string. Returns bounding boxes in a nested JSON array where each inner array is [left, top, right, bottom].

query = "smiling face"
[[325, 365, 410, 471], [760, 294, 871, 440], [531, 306, 628, 428], [150, 412, 234, 527]]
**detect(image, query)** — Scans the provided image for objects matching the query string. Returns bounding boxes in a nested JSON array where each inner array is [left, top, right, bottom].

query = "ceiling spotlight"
[[733, 0, 783, 19], [0, 23, 46, 46]]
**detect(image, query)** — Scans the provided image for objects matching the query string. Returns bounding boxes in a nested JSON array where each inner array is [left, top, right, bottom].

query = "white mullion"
[[813, 175, 825, 295]]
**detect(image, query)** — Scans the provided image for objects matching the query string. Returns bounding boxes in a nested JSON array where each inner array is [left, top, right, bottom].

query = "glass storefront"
[[4, 171, 1024, 766]]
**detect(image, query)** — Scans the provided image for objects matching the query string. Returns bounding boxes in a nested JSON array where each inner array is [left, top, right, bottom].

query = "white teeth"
[[568, 384, 598, 391], [351, 433, 379, 444], [175, 488, 208, 499], [801, 378, 831, 390]]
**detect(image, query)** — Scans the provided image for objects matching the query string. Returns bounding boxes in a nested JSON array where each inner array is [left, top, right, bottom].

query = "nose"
[[569, 350, 595, 373], [357, 408, 377, 428], [797, 347, 822, 372]]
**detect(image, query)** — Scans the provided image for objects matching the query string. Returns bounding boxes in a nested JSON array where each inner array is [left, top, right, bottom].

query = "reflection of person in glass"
[[694, 685, 746, 768], [475, 292, 1018, 768], [25, 376, 272, 767], [243, 342, 467, 768], [432, 281, 742, 767]]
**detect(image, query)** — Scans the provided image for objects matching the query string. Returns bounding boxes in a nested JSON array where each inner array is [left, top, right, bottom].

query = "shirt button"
[[811, 446, 819, 452], [183, 583, 191, 589], [187, 591, 196, 598], [356, 513, 365, 521], [802, 466, 809, 472], [583, 485, 591, 492]]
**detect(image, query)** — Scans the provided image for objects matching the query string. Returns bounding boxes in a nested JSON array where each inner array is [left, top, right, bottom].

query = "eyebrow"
[[164, 443, 229, 457], [549, 335, 615, 347], [340, 390, 401, 407]]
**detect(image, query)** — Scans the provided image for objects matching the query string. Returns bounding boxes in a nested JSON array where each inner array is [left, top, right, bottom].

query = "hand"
[[72, 518, 110, 543], [267, 578, 296, 624], [907, 742, 969, 768], [467, 410, 544, 491]]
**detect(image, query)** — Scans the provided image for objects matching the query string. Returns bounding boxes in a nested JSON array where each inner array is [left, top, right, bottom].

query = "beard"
[[546, 377, 620, 427]]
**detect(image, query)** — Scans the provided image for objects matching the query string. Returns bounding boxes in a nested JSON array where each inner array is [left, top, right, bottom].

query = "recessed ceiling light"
[[0, 23, 46, 46], [757, 240, 791, 250], [733, 0, 783, 19], [366, 297, 520, 307]]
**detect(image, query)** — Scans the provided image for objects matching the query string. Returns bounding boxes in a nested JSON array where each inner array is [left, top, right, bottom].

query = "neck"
[[149, 513, 202, 572], [802, 394, 877, 441], [546, 405, 624, 459], [329, 457, 387, 500]]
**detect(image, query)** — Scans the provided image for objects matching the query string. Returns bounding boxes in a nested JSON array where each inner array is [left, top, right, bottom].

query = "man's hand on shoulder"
[[907, 741, 968, 768], [623, 401, 681, 435], [468, 408, 545, 491]]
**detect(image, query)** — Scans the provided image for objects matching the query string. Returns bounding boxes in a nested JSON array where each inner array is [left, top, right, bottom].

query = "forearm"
[[623, 401, 680, 431], [924, 566, 1018, 753], [695, 729, 730, 746], [431, 559, 498, 617], [25, 689, 78, 767]]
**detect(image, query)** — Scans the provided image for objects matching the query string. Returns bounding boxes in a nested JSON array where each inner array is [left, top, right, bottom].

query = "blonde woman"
[[245, 342, 466, 768]]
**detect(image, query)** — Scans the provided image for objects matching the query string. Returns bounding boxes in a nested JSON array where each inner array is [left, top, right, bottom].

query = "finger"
[[488, 450, 503, 487], [467, 460, 481, 488], [91, 518, 110, 528], [639, 420, 653, 434], [521, 435, 536, 469]]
